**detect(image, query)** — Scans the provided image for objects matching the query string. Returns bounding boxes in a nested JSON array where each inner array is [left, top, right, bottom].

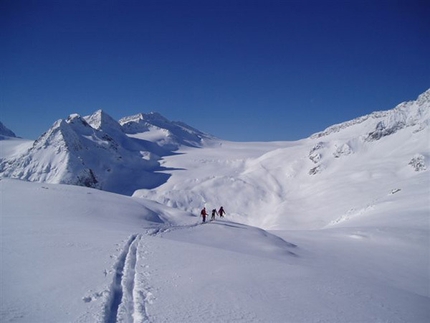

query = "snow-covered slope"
[[311, 89, 429, 140], [1, 178, 428, 322], [135, 90, 430, 229]]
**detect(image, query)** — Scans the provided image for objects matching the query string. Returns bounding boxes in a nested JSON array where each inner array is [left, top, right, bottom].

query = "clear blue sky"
[[1, 0, 429, 141]]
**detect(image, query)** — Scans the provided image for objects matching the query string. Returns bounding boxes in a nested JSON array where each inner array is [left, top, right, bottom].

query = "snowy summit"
[[1, 89, 429, 323]]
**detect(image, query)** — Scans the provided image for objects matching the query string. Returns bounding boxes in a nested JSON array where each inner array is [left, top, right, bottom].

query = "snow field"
[[1, 92, 429, 322], [1, 175, 429, 322]]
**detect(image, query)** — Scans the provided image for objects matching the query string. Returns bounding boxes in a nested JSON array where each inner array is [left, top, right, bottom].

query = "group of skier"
[[200, 206, 225, 223]]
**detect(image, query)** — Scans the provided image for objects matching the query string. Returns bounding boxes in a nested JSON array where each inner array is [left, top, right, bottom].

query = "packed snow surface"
[[1, 90, 429, 322], [1, 177, 429, 323]]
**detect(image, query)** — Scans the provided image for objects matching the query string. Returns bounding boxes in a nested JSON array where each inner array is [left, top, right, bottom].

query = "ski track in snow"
[[102, 234, 152, 323], [100, 222, 234, 323]]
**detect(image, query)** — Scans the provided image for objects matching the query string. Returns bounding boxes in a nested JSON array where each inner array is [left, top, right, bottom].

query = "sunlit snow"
[[1, 90, 429, 322]]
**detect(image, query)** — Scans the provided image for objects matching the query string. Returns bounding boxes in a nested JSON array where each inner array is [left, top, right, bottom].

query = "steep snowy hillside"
[[135, 89, 430, 229], [312, 88, 429, 140]]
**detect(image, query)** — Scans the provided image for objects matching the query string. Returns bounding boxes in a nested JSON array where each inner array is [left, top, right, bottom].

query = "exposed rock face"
[[409, 154, 427, 172]]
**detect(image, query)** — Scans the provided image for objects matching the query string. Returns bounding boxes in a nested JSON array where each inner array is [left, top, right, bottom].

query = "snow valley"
[[1, 89, 429, 322]]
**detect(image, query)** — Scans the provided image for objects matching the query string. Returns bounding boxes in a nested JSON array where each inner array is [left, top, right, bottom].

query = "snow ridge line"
[[103, 234, 144, 323]]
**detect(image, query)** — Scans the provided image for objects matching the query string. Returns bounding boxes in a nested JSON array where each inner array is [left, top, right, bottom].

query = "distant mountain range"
[[0, 89, 429, 200], [0, 110, 214, 195]]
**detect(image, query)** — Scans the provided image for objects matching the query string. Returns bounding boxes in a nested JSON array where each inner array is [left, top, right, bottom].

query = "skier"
[[200, 207, 208, 223], [218, 206, 225, 218], [211, 209, 218, 221]]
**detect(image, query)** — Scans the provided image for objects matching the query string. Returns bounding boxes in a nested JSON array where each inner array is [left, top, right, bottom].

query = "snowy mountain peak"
[[141, 111, 170, 123], [118, 113, 150, 133], [0, 109, 215, 194], [0, 111, 171, 195], [119, 111, 169, 125], [31, 115, 91, 152], [84, 109, 124, 134], [120, 111, 214, 149], [0, 121, 17, 139]]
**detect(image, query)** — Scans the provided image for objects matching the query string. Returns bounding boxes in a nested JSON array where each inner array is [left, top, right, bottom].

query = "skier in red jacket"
[[200, 207, 208, 223]]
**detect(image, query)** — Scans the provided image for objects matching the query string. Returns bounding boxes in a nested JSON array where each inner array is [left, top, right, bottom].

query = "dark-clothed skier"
[[218, 206, 225, 218], [211, 209, 218, 221]]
